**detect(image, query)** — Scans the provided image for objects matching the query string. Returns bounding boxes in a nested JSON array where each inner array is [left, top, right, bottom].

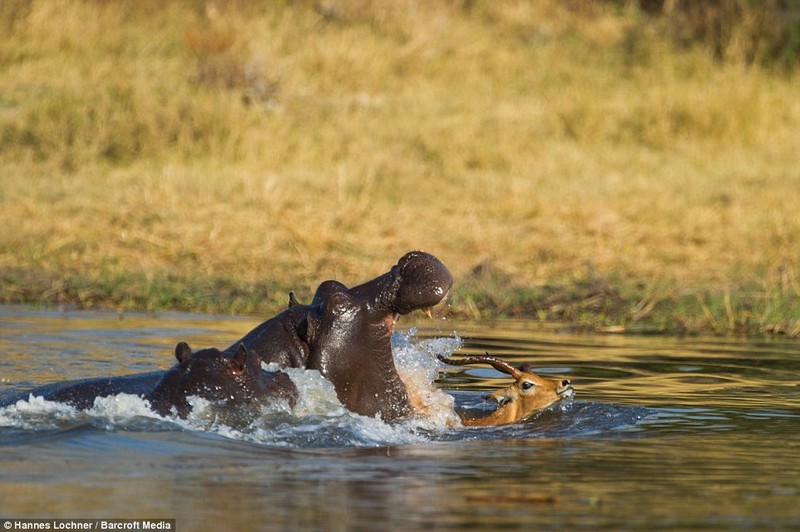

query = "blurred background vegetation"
[[1, 0, 799, 336]]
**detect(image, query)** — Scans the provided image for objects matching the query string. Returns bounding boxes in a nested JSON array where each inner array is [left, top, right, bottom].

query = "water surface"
[[1, 306, 798, 530]]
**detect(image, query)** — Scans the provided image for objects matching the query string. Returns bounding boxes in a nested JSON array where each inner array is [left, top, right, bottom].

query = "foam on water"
[[0, 395, 80, 431], [87, 393, 163, 421]]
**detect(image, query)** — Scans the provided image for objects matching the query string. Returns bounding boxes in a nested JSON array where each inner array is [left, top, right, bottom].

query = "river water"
[[1, 305, 798, 530]]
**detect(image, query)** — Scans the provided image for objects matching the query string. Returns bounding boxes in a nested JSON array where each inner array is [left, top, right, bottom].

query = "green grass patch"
[[1, 1, 800, 338]]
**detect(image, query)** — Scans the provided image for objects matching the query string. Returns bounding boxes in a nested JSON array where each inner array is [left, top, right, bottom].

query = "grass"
[[1, 1, 800, 337]]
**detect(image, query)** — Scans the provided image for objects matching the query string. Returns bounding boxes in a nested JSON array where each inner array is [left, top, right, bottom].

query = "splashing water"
[[392, 328, 463, 429], [0, 395, 80, 432]]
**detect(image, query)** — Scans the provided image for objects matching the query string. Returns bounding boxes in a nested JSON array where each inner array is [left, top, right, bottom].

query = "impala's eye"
[[521, 381, 536, 391]]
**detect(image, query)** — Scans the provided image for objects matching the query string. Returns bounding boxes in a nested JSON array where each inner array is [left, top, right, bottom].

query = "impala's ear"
[[175, 342, 192, 364], [232, 343, 249, 372]]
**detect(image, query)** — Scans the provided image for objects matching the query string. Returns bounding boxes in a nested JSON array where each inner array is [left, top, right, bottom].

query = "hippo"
[[0, 342, 297, 419], [227, 251, 453, 370], [229, 251, 453, 421], [147, 342, 297, 418]]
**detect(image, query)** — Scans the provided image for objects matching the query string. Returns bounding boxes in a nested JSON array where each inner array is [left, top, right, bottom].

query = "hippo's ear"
[[232, 343, 249, 372], [175, 342, 192, 363], [311, 280, 348, 306], [288, 291, 300, 308]]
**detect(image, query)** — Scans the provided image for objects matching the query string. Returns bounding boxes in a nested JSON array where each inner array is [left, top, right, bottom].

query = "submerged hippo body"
[[1, 343, 297, 418], [0, 372, 164, 410], [147, 342, 297, 418]]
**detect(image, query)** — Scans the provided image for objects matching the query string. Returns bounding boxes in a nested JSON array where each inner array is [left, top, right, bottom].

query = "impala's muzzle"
[[557, 379, 575, 400]]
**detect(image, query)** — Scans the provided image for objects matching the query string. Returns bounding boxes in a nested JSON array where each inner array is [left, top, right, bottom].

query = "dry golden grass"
[[1, 0, 799, 335]]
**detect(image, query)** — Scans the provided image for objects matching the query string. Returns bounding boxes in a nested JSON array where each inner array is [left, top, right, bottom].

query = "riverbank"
[[2, 1, 799, 337]]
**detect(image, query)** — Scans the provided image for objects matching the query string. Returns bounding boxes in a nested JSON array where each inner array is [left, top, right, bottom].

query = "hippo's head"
[[148, 342, 294, 418], [346, 251, 453, 316], [295, 251, 452, 421]]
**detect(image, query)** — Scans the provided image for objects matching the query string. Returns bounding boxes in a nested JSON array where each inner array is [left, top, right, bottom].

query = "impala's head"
[[438, 353, 574, 426], [487, 361, 574, 417]]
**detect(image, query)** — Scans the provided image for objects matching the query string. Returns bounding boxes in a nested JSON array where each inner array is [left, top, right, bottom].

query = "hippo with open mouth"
[[224, 250, 453, 421], [228, 251, 452, 367]]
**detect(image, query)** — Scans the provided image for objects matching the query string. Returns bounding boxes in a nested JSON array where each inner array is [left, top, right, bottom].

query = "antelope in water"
[[438, 354, 574, 426]]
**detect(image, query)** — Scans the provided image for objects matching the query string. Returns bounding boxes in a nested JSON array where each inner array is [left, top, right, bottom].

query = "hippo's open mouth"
[[388, 251, 453, 316], [383, 314, 400, 336], [385, 303, 444, 335], [419, 293, 450, 319], [388, 286, 451, 332]]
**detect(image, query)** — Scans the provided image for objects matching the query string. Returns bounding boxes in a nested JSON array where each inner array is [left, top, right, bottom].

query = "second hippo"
[[147, 342, 297, 418]]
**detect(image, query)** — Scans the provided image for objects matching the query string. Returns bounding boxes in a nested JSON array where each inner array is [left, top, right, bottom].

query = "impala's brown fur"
[[438, 354, 574, 426]]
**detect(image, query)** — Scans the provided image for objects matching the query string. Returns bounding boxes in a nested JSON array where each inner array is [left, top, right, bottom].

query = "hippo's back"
[[0, 371, 165, 410]]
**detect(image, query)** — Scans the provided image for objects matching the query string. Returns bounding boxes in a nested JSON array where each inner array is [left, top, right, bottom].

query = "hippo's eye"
[[521, 381, 536, 391]]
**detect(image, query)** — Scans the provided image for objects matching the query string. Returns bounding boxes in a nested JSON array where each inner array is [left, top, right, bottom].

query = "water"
[[1, 306, 799, 530]]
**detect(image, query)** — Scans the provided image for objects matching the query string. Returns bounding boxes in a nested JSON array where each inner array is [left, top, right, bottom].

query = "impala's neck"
[[460, 401, 521, 427]]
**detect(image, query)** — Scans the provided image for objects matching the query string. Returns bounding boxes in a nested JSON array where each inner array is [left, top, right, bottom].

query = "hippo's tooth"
[[421, 307, 433, 319]]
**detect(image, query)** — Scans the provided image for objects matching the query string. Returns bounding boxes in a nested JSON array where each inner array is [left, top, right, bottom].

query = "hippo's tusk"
[[421, 307, 433, 319]]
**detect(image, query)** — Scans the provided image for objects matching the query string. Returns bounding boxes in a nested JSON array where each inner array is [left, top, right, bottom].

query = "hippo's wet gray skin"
[[0, 343, 297, 419], [147, 342, 297, 418], [346, 250, 453, 317], [304, 290, 413, 421]]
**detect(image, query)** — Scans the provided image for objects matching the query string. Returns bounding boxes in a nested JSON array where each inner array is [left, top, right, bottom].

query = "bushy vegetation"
[[1, 0, 799, 336]]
